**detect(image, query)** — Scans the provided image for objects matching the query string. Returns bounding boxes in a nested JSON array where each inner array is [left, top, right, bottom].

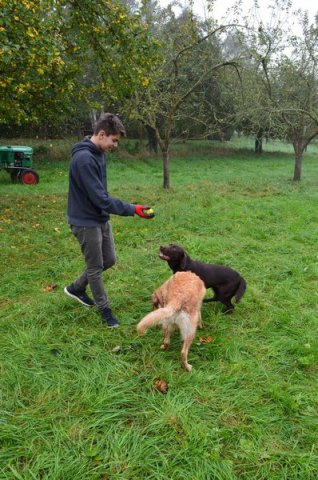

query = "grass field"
[[1, 138, 318, 479]]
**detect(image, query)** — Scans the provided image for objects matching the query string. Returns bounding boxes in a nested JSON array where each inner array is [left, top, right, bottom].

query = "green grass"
[[1, 139, 318, 479]]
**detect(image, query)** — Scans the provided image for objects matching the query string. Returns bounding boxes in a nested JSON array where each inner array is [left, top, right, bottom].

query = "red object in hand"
[[135, 205, 153, 219]]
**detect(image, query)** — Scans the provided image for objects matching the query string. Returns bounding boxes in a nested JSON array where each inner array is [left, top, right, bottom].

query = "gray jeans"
[[70, 223, 116, 311]]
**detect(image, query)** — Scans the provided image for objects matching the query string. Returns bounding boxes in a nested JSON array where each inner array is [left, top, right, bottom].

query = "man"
[[64, 113, 152, 327]]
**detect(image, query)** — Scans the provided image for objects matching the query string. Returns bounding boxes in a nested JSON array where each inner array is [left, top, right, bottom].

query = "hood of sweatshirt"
[[71, 136, 102, 158]]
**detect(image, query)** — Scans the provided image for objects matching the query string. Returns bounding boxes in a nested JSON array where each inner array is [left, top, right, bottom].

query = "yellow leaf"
[[199, 336, 214, 344]]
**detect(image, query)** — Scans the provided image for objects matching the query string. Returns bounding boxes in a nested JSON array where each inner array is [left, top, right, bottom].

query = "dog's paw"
[[183, 363, 192, 372], [160, 343, 169, 350]]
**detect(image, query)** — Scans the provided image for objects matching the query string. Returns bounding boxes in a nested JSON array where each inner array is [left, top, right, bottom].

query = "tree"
[[272, 15, 318, 180], [235, 1, 318, 180], [0, 0, 78, 124], [127, 3, 241, 188], [0, 0, 158, 126]]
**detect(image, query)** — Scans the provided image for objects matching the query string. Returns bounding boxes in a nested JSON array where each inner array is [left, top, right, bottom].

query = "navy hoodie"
[[67, 137, 135, 226]]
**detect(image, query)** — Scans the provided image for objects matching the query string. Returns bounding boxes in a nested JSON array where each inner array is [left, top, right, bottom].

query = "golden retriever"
[[137, 271, 206, 372]]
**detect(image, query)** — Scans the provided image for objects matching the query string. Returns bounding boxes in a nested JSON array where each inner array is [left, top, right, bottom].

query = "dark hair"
[[94, 113, 126, 136]]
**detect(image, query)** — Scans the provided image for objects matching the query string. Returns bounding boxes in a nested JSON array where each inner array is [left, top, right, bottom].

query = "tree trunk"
[[255, 129, 263, 154], [293, 150, 302, 181], [292, 141, 304, 181], [162, 149, 170, 189]]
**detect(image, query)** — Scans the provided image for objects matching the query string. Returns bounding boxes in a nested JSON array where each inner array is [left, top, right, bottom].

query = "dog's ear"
[[180, 252, 187, 269]]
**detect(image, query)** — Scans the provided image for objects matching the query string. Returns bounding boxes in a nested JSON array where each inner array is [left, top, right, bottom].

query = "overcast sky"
[[206, 0, 316, 22], [160, 0, 317, 25]]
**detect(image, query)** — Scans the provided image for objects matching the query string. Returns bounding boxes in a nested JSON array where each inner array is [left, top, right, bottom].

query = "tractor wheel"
[[19, 169, 39, 185]]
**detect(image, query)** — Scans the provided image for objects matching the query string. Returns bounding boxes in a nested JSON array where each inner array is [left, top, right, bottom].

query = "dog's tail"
[[137, 306, 174, 335], [235, 277, 247, 303]]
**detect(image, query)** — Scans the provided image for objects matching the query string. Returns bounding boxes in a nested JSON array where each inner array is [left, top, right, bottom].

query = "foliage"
[[65, 0, 160, 102], [0, 0, 159, 125], [0, 0, 79, 124]]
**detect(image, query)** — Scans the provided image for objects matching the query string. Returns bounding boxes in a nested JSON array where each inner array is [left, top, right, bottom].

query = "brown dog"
[[159, 244, 246, 313], [137, 272, 206, 372]]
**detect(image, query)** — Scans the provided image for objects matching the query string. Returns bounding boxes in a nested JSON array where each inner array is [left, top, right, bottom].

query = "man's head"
[[91, 113, 126, 152]]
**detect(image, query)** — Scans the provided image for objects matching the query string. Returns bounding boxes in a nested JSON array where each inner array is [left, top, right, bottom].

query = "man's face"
[[98, 131, 121, 152]]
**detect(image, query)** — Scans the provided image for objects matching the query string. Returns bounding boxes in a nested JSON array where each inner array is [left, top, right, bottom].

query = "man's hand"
[[134, 205, 155, 219]]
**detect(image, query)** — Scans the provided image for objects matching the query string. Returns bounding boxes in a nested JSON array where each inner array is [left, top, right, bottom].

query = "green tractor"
[[0, 145, 39, 185]]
